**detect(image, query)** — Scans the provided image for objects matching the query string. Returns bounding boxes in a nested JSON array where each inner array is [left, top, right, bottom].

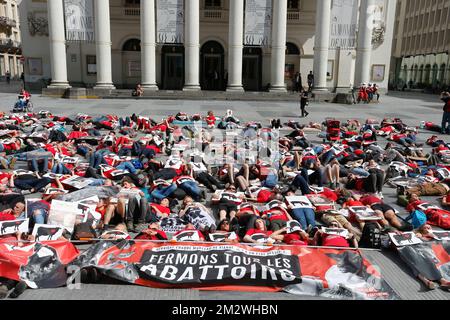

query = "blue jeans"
[[116, 161, 137, 174], [351, 167, 370, 178], [291, 208, 316, 230], [88, 178, 106, 186], [52, 163, 71, 174], [151, 183, 177, 201], [292, 174, 312, 195], [263, 172, 278, 188], [301, 168, 323, 187], [442, 112, 450, 134], [30, 157, 49, 173], [88, 149, 109, 168], [179, 181, 202, 200], [14, 177, 52, 191], [32, 208, 47, 224]]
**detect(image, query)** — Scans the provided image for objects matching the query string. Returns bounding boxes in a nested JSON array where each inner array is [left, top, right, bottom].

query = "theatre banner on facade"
[[329, 0, 358, 49], [64, 0, 95, 42], [157, 0, 184, 44], [244, 0, 272, 46]]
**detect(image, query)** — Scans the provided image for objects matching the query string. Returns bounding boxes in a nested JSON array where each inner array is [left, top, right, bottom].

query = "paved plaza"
[[0, 91, 449, 300]]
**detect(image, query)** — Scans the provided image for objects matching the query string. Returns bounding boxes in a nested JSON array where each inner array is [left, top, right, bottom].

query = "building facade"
[[0, 0, 22, 80], [390, 0, 450, 91], [20, 0, 396, 93]]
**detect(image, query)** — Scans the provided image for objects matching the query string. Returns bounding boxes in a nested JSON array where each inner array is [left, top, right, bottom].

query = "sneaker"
[[8, 157, 17, 170], [0, 284, 8, 299], [0, 159, 7, 170], [9, 281, 27, 299], [20, 190, 32, 195], [397, 186, 406, 196]]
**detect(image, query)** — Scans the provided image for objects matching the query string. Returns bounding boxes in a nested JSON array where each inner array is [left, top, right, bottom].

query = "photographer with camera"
[[440, 91, 450, 134]]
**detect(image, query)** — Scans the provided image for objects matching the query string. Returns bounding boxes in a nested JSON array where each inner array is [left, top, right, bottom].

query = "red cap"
[[354, 149, 364, 156]]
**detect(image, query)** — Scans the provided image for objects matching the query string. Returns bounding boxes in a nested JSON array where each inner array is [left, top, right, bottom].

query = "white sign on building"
[[64, 0, 95, 42], [157, 0, 184, 44], [329, 0, 358, 49], [245, 0, 272, 46]]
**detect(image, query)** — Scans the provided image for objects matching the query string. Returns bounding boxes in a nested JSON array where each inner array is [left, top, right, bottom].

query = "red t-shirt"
[[322, 234, 350, 248], [406, 200, 426, 213], [0, 211, 16, 221], [150, 203, 171, 215], [245, 229, 273, 237], [266, 208, 289, 222], [283, 234, 308, 246], [67, 131, 88, 140], [257, 189, 273, 203], [360, 195, 383, 206], [344, 200, 365, 207], [135, 230, 168, 241], [319, 188, 339, 202]]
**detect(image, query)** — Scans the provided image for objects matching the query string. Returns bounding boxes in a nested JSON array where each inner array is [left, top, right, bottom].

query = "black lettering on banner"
[[136, 247, 302, 287]]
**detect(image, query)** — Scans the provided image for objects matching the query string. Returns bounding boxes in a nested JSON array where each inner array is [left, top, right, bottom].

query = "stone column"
[[94, 0, 115, 89], [354, 0, 375, 87], [183, 0, 200, 91], [313, 0, 332, 91], [47, 0, 70, 88], [141, 0, 158, 90], [227, 0, 244, 92], [270, 0, 288, 92]]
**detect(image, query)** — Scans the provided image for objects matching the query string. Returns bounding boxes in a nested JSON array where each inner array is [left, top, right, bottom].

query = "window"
[[204, 0, 221, 9], [87, 55, 96, 75], [123, 39, 141, 51], [287, 0, 300, 10]]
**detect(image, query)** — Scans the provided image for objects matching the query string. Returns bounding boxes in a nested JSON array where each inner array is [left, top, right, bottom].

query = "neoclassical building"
[[391, 0, 450, 90], [20, 0, 396, 94], [0, 0, 22, 80]]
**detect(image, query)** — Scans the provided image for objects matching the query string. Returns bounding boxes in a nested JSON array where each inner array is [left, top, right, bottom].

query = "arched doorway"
[[424, 64, 431, 84], [161, 45, 185, 90], [285, 42, 301, 91], [243, 47, 262, 91], [431, 64, 439, 87], [418, 65, 424, 83], [200, 41, 225, 91], [413, 65, 418, 84], [439, 64, 446, 86], [401, 65, 408, 82], [122, 38, 141, 89]]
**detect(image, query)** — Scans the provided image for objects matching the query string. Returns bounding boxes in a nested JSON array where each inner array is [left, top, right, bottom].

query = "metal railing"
[[0, 16, 16, 28], [0, 38, 21, 49], [124, 7, 140, 16], [287, 10, 301, 21]]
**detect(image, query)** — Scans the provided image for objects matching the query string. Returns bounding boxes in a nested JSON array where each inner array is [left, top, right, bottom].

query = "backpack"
[[359, 222, 382, 249], [405, 210, 427, 229]]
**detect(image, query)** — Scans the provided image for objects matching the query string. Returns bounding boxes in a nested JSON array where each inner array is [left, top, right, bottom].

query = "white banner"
[[157, 0, 184, 44], [64, 0, 95, 42], [245, 0, 272, 46], [329, 0, 358, 49]]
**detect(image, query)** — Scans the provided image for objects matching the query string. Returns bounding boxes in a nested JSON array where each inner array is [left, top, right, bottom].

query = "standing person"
[[441, 91, 450, 134], [307, 71, 314, 92], [297, 73, 303, 93], [350, 84, 357, 104], [20, 72, 25, 88], [300, 90, 309, 118], [291, 73, 298, 93], [5, 71, 10, 84]]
